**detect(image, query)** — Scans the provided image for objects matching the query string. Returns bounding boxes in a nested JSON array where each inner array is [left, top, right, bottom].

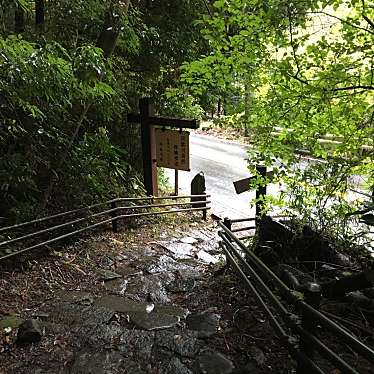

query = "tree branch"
[[286, 72, 309, 85], [331, 85, 374, 92], [287, 7, 308, 85], [306, 11, 374, 35], [201, 0, 212, 17], [362, 0, 374, 30]]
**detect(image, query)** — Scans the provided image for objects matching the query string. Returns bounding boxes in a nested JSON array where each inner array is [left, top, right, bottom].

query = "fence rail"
[[0, 194, 210, 262], [218, 219, 374, 373]]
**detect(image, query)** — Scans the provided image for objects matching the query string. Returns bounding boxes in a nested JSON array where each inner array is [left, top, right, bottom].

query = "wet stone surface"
[[194, 351, 235, 374], [155, 329, 202, 358], [186, 311, 221, 338], [96, 268, 122, 281], [161, 357, 193, 374], [131, 311, 180, 331], [4, 228, 253, 374], [166, 277, 196, 293]]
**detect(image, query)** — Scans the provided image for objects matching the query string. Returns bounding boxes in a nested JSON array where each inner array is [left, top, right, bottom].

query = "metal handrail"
[[0, 194, 210, 233], [0, 205, 210, 261], [0, 199, 211, 247], [218, 220, 374, 371], [220, 240, 326, 373]]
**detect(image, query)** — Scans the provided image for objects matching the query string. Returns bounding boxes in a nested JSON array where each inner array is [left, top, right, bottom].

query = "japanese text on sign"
[[155, 129, 190, 171]]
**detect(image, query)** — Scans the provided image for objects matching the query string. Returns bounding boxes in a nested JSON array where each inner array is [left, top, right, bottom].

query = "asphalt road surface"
[[164, 133, 260, 219]]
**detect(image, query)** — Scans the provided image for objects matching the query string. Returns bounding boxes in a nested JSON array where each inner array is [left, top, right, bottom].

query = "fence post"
[[139, 98, 158, 197], [191, 172, 207, 220], [255, 165, 267, 225], [298, 282, 322, 373], [110, 201, 118, 233], [223, 217, 232, 231], [222, 217, 233, 268]]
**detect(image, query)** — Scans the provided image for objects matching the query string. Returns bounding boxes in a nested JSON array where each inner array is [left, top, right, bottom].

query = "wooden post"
[[127, 98, 199, 197], [139, 98, 158, 196], [191, 172, 207, 220], [174, 169, 179, 196], [223, 217, 232, 231]]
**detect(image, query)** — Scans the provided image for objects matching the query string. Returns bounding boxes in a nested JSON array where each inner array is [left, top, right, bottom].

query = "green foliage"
[[0, 36, 133, 219], [0, 0, 212, 221], [182, 0, 374, 244], [160, 88, 203, 119]]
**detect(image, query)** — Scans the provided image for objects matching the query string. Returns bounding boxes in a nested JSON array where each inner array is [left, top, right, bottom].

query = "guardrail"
[[218, 219, 374, 373], [270, 127, 373, 157], [0, 194, 210, 262]]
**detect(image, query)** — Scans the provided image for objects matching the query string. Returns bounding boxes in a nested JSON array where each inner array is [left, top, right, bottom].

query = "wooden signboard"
[[155, 129, 190, 171]]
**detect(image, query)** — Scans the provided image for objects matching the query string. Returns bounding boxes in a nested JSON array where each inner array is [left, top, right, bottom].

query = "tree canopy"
[[181, 0, 373, 240], [1, 0, 373, 244]]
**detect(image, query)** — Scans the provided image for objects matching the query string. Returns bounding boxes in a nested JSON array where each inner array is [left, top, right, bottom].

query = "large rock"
[[186, 310, 220, 338], [160, 241, 195, 259], [161, 357, 193, 374], [0, 315, 23, 330], [69, 350, 145, 374], [155, 330, 201, 358], [125, 273, 173, 304], [16, 319, 42, 346], [131, 312, 180, 331], [248, 346, 266, 366], [39, 302, 114, 327], [147, 255, 201, 279], [166, 278, 196, 293], [95, 269, 122, 281], [76, 324, 155, 360], [194, 352, 234, 374]]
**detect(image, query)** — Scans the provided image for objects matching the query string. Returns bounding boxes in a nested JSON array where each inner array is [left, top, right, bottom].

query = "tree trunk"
[[35, 0, 45, 27], [15, 5, 25, 33], [96, 0, 130, 57]]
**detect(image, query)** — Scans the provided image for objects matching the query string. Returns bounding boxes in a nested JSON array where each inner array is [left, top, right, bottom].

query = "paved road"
[[165, 134, 259, 219]]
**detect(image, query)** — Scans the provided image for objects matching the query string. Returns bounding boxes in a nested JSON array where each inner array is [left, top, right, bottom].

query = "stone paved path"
[[2, 228, 252, 374]]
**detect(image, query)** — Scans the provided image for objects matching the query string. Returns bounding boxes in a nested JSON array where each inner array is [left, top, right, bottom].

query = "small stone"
[[95, 295, 144, 312], [115, 252, 128, 261], [195, 352, 234, 374], [231, 362, 258, 374], [16, 319, 42, 346], [104, 278, 128, 295], [186, 311, 220, 338], [180, 237, 198, 245], [131, 312, 180, 331], [196, 250, 222, 264], [155, 330, 201, 358], [162, 357, 193, 374], [248, 346, 266, 366], [31, 312, 49, 321], [166, 278, 196, 293], [96, 268, 122, 281], [0, 315, 23, 330], [363, 288, 374, 299], [163, 242, 195, 259]]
